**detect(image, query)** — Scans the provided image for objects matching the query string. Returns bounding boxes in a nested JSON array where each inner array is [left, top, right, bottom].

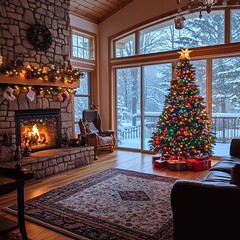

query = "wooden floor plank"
[[0, 150, 218, 240]]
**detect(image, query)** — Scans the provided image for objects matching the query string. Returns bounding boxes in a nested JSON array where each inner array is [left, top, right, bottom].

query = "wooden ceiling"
[[69, 0, 133, 23]]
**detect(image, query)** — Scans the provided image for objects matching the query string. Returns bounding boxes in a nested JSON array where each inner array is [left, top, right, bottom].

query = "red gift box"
[[187, 159, 211, 172], [153, 159, 166, 168], [152, 154, 162, 163], [162, 154, 171, 160], [166, 160, 188, 171]]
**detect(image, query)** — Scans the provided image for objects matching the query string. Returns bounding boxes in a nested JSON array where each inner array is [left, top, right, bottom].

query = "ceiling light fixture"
[[175, 0, 218, 29]]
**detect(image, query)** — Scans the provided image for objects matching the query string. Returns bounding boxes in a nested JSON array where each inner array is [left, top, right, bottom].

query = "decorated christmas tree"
[[149, 48, 216, 159]]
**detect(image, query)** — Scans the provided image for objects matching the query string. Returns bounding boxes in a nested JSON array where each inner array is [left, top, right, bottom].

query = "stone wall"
[[0, 88, 73, 145], [0, 0, 70, 66]]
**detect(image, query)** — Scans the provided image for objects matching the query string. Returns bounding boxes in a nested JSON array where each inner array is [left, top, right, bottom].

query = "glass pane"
[[75, 73, 89, 95], [212, 57, 240, 144], [74, 72, 90, 125], [84, 38, 90, 48], [78, 37, 83, 46], [84, 49, 90, 60], [72, 35, 77, 46], [116, 67, 141, 148], [74, 97, 89, 121], [192, 60, 207, 99], [143, 64, 171, 150], [139, 10, 224, 55], [115, 34, 135, 58], [231, 9, 240, 43], [78, 49, 83, 58], [72, 47, 78, 57]]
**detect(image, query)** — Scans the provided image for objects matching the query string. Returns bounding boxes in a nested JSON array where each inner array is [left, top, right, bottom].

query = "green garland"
[[0, 62, 84, 83], [27, 24, 52, 51]]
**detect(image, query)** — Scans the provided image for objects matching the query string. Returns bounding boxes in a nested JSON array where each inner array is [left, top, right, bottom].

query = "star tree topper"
[[177, 48, 193, 60]]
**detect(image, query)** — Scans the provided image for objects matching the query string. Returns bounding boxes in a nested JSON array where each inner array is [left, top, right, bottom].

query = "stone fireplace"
[[0, 1, 95, 178], [0, 87, 73, 148], [15, 109, 61, 152]]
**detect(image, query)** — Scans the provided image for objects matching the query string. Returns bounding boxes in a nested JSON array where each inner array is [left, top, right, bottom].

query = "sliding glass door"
[[116, 64, 171, 151], [116, 67, 141, 149], [142, 64, 171, 150]]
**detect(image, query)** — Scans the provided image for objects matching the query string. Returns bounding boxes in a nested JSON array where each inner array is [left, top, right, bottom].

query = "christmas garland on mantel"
[[0, 62, 84, 84]]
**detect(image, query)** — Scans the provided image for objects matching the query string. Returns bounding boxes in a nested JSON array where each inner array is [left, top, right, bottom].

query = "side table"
[[0, 165, 34, 240]]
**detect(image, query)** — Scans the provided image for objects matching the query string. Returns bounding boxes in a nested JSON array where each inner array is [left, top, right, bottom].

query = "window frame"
[[111, 6, 240, 59], [73, 71, 92, 134], [70, 28, 96, 62]]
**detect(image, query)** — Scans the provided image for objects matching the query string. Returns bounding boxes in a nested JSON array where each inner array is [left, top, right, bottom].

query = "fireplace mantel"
[[0, 74, 80, 89]]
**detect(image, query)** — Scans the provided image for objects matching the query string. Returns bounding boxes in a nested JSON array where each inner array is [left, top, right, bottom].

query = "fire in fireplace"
[[15, 109, 61, 152]]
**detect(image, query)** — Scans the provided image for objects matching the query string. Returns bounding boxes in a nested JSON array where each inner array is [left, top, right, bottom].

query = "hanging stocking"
[[26, 88, 36, 102], [3, 86, 16, 101], [58, 90, 69, 103]]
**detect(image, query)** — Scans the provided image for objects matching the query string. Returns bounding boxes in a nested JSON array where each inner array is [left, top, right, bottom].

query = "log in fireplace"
[[15, 109, 61, 152]]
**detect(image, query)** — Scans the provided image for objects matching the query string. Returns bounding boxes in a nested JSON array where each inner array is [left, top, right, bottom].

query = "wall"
[[98, 0, 178, 129], [0, 0, 70, 66]]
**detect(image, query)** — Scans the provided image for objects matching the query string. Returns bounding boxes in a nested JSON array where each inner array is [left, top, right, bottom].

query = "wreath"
[[27, 24, 52, 51]]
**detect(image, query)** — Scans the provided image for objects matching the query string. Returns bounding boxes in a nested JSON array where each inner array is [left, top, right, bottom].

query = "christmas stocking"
[[58, 90, 69, 103], [26, 88, 36, 102], [3, 86, 16, 101]]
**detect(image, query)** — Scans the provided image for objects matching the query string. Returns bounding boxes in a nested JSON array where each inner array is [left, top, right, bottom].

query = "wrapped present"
[[162, 154, 171, 160], [187, 159, 211, 172], [153, 159, 166, 168], [152, 154, 162, 163], [166, 160, 188, 171]]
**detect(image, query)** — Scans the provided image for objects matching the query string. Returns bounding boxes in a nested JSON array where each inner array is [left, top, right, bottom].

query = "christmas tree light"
[[149, 48, 216, 159]]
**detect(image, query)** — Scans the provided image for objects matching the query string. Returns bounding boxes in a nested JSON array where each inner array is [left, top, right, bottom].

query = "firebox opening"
[[15, 109, 61, 152]]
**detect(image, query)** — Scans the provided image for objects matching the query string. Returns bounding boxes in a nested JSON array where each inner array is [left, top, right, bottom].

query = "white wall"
[[70, 14, 98, 34], [98, 0, 178, 128]]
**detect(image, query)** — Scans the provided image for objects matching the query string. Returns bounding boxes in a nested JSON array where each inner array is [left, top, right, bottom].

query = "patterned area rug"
[[0, 232, 22, 240], [4, 168, 176, 240]]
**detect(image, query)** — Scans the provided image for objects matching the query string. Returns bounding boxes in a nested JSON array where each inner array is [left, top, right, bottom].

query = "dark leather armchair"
[[79, 109, 116, 159]]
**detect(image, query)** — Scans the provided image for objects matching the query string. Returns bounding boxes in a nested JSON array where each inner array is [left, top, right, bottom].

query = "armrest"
[[85, 132, 98, 138], [171, 180, 240, 240], [230, 138, 240, 156], [100, 130, 114, 136]]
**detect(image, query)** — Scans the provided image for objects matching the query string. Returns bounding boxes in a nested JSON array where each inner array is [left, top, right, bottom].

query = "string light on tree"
[[149, 48, 216, 159]]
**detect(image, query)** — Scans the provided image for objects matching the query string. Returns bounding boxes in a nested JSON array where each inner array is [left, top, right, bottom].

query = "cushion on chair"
[[86, 122, 99, 133], [99, 136, 113, 146]]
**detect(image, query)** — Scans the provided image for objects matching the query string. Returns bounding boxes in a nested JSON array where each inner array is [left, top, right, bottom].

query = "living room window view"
[[1, 1, 240, 240], [113, 8, 240, 156]]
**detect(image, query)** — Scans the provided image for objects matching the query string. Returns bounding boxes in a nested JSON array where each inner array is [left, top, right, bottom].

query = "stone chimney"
[[0, 0, 70, 67]]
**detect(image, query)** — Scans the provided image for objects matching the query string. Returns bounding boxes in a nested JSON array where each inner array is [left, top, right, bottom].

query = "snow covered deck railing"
[[120, 114, 240, 143]]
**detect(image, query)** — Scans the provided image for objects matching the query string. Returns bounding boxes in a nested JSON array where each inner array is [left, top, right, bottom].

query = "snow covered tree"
[[149, 48, 216, 158]]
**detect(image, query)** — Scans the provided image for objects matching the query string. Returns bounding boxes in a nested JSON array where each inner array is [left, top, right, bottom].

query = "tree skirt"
[[4, 168, 176, 240]]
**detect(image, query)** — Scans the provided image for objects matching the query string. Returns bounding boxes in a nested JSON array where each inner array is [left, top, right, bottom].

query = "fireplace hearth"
[[15, 109, 61, 152]]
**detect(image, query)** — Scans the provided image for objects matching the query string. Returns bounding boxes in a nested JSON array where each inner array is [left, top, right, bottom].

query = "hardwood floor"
[[0, 150, 218, 240]]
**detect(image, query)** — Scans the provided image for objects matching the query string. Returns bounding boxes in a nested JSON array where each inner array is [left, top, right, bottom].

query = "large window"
[[74, 72, 91, 134], [114, 10, 226, 58], [139, 11, 224, 55], [113, 6, 240, 155], [212, 57, 240, 142]]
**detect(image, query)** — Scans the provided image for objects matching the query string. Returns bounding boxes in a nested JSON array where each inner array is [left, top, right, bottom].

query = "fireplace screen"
[[15, 109, 61, 152]]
